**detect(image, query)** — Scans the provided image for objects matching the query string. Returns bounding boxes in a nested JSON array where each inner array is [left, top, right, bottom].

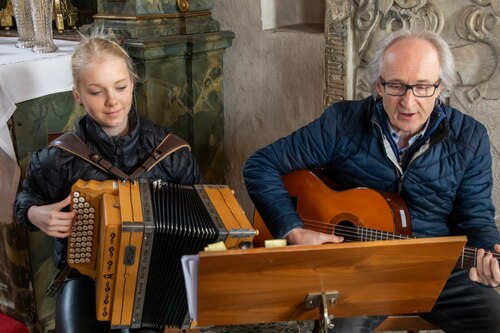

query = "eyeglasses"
[[379, 77, 440, 98]]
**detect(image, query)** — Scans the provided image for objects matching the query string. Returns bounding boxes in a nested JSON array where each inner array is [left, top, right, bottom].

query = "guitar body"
[[253, 169, 411, 247], [252, 169, 499, 270]]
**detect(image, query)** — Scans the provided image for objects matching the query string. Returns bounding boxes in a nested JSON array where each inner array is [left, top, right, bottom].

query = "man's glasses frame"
[[379, 77, 441, 98]]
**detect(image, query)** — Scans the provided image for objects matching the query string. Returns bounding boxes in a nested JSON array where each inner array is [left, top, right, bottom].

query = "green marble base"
[[126, 30, 235, 183], [89, 15, 220, 39], [30, 233, 57, 332], [89, 0, 219, 39], [97, 0, 214, 16], [0, 223, 37, 330], [7, 92, 80, 331], [12, 92, 84, 172]]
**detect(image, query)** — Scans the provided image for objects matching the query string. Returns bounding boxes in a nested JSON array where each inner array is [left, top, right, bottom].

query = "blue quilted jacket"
[[244, 96, 499, 251]]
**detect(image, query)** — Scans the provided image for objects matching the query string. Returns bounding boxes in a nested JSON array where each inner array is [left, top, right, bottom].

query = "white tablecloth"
[[0, 37, 79, 224]]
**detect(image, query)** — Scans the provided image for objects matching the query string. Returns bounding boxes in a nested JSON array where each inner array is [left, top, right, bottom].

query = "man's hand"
[[285, 228, 344, 245], [469, 244, 500, 287], [27, 195, 75, 238]]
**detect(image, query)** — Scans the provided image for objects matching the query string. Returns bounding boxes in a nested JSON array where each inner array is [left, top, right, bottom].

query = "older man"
[[243, 29, 500, 332]]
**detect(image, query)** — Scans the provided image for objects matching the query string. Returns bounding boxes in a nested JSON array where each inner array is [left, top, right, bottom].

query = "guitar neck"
[[456, 246, 500, 270], [333, 224, 500, 270]]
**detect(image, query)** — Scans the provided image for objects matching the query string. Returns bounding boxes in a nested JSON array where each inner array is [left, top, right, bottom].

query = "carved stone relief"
[[325, 0, 500, 228]]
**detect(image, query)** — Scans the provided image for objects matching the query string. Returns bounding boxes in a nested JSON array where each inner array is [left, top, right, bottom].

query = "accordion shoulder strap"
[[49, 132, 191, 180], [129, 133, 191, 180], [49, 132, 131, 180]]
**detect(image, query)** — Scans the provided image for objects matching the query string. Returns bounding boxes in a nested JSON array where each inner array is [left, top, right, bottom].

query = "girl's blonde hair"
[[71, 30, 139, 89]]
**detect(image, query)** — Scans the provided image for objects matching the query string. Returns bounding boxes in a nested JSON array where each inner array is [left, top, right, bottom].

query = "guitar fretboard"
[[307, 221, 499, 270]]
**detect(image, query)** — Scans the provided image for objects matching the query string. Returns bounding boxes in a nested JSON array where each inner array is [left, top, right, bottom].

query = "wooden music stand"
[[195, 236, 466, 332]]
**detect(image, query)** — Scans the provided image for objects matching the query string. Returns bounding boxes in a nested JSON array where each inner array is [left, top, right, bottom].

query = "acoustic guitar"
[[252, 169, 499, 270]]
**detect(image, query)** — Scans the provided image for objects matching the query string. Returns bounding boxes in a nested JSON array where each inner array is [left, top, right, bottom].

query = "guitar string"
[[298, 218, 499, 263]]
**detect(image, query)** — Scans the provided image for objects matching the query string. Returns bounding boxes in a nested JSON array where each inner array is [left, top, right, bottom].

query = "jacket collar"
[[371, 97, 448, 143], [74, 106, 142, 162]]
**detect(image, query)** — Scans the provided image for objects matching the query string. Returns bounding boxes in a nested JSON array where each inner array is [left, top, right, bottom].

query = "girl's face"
[[73, 56, 134, 137]]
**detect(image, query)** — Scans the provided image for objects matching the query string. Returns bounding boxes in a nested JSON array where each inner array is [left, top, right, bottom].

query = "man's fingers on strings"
[[469, 267, 488, 285], [485, 254, 500, 287], [482, 253, 494, 282], [469, 267, 479, 283], [476, 248, 485, 273], [491, 257, 500, 287]]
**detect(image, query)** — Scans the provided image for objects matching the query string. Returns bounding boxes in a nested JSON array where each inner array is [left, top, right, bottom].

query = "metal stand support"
[[305, 291, 339, 332]]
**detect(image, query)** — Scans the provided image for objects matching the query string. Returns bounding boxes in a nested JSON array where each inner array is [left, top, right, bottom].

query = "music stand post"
[[305, 291, 339, 331], [194, 236, 466, 332]]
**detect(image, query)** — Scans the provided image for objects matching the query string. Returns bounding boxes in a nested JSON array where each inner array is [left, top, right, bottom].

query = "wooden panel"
[[197, 237, 466, 326], [96, 193, 121, 321], [112, 182, 144, 326], [68, 180, 119, 278], [203, 186, 255, 248]]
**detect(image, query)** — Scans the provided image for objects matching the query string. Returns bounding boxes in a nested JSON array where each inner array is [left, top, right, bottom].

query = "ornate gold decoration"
[[177, 0, 190, 13], [0, 0, 14, 29], [54, 0, 79, 32]]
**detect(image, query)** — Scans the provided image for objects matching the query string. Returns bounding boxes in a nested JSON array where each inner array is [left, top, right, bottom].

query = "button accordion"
[[67, 179, 256, 329]]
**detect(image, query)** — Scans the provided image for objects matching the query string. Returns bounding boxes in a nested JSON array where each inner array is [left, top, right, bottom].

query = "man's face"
[[375, 38, 442, 136]]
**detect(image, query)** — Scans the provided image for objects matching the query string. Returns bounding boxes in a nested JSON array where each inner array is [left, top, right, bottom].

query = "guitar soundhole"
[[329, 213, 362, 242], [333, 221, 359, 242]]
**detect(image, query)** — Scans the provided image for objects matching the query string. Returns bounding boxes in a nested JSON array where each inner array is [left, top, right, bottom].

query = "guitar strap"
[[49, 132, 191, 180]]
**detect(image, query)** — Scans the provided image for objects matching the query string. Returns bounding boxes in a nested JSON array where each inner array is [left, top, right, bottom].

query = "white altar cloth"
[[0, 37, 78, 224]]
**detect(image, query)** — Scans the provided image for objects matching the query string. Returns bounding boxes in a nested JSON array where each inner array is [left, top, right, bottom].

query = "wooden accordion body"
[[67, 179, 256, 329]]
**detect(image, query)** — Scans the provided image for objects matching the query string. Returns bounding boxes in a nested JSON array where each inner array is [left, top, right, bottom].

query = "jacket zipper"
[[372, 105, 448, 195], [374, 122, 404, 193], [384, 135, 438, 195], [114, 138, 123, 170]]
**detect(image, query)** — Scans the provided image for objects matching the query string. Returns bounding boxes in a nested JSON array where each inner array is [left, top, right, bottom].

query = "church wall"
[[212, 0, 325, 213]]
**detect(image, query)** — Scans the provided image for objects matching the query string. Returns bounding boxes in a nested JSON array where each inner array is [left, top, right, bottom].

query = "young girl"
[[14, 33, 201, 333]]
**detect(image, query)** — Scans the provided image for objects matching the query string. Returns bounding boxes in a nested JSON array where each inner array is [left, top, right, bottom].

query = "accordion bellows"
[[68, 179, 256, 329]]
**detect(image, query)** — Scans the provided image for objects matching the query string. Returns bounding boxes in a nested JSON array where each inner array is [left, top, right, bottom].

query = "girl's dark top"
[[14, 107, 202, 267]]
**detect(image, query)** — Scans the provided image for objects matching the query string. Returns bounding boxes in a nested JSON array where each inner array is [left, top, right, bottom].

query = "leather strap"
[[129, 133, 190, 180], [49, 132, 190, 180], [49, 133, 130, 180]]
